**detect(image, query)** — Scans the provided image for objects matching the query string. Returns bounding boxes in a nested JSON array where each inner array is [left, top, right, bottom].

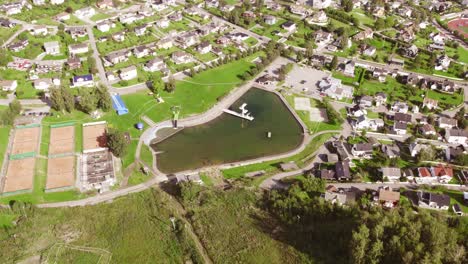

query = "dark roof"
[[394, 112, 412, 123], [394, 121, 407, 130], [320, 169, 335, 180], [429, 193, 450, 207], [73, 74, 93, 82], [335, 161, 351, 179], [354, 143, 373, 152], [282, 20, 295, 28]]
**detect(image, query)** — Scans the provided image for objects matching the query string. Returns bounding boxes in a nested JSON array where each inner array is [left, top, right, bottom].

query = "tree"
[[88, 56, 98, 75], [107, 128, 128, 158], [61, 87, 75, 113], [330, 55, 338, 70], [374, 18, 385, 30], [342, 0, 353, 12], [96, 85, 112, 112], [165, 76, 176, 93], [78, 88, 98, 114], [9, 99, 21, 115], [455, 154, 468, 166], [0, 50, 12, 67], [50, 87, 65, 112]]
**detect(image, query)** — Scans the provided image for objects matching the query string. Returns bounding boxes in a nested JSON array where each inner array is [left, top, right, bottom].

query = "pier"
[[223, 103, 254, 121]]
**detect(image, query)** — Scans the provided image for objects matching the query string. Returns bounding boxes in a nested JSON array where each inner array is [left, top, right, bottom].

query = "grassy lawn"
[[11, 1, 87, 22], [445, 46, 468, 64], [90, 12, 111, 22], [63, 15, 87, 26], [350, 9, 375, 27], [40, 125, 51, 156], [180, 186, 309, 263], [0, 125, 11, 171], [0, 69, 37, 99], [127, 168, 151, 186], [96, 31, 159, 54], [0, 189, 202, 263], [75, 124, 83, 153], [140, 144, 153, 167], [9, 32, 67, 60], [0, 25, 20, 43]]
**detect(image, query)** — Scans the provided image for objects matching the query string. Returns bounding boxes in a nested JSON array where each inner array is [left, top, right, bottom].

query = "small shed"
[[280, 162, 299, 171], [111, 94, 129, 115]]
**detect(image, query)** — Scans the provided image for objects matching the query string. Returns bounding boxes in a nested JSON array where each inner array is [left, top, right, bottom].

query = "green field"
[[0, 125, 11, 172], [0, 190, 203, 263], [140, 145, 153, 167], [180, 185, 310, 263], [0, 25, 20, 44]]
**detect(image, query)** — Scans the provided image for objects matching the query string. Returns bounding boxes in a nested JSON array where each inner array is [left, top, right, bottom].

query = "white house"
[[435, 55, 450, 71], [157, 19, 170, 28], [119, 66, 138, 81], [75, 7, 96, 18], [381, 167, 401, 181], [171, 51, 192, 65], [318, 76, 353, 100], [44, 41, 60, 55], [96, 21, 112, 32], [197, 41, 212, 54], [0, 80, 17, 91], [351, 143, 373, 159], [51, 0, 65, 4], [144, 57, 166, 72], [33, 78, 53, 91], [439, 117, 458, 129], [68, 43, 89, 55], [446, 129, 468, 145]]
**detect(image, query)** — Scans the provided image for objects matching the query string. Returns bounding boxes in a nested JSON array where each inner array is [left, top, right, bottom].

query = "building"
[[0, 80, 17, 91], [264, 15, 277, 25], [197, 41, 212, 54], [97, 0, 114, 9], [446, 129, 468, 145], [67, 57, 81, 70], [351, 143, 373, 159], [68, 43, 89, 55], [33, 78, 53, 91], [381, 167, 401, 181], [75, 7, 96, 17], [420, 124, 437, 136], [318, 76, 353, 100], [119, 66, 138, 81], [171, 51, 192, 64], [281, 21, 296, 32], [438, 117, 458, 129], [44, 41, 60, 55], [377, 188, 400, 208], [423, 98, 438, 110], [430, 164, 453, 183], [335, 161, 351, 181], [72, 74, 94, 88], [417, 191, 450, 210]]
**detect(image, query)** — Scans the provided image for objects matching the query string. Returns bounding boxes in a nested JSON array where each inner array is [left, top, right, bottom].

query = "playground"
[[3, 158, 35, 193], [46, 156, 75, 190], [49, 125, 75, 155], [83, 122, 107, 152], [11, 126, 40, 155]]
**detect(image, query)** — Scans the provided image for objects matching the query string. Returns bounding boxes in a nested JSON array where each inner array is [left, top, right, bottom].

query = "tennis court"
[[3, 158, 35, 193], [83, 123, 107, 152], [49, 126, 75, 155], [46, 156, 75, 190], [11, 126, 40, 155]]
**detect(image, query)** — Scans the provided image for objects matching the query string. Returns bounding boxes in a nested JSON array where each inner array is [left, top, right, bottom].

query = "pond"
[[151, 88, 304, 174]]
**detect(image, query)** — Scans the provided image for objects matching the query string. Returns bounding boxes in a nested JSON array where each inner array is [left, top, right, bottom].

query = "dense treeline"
[[264, 178, 468, 264]]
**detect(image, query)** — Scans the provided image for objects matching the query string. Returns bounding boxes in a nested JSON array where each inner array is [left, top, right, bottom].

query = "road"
[[86, 25, 110, 88], [432, 19, 468, 50], [319, 182, 468, 191]]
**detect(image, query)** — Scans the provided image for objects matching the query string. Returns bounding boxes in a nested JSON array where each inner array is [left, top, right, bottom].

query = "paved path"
[[259, 130, 340, 189], [320, 182, 468, 192], [85, 25, 109, 88]]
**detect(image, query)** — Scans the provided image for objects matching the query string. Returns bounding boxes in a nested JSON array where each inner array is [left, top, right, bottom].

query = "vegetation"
[[0, 100, 21, 126], [107, 128, 128, 158]]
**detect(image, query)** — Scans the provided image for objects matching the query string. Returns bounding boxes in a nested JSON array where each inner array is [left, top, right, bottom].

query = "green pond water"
[[151, 88, 304, 173]]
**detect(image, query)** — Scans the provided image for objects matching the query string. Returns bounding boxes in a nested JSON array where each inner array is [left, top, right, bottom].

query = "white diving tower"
[[223, 103, 254, 121]]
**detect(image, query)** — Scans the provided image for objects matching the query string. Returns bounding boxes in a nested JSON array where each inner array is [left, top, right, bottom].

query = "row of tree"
[[0, 100, 21, 126], [49, 85, 112, 114]]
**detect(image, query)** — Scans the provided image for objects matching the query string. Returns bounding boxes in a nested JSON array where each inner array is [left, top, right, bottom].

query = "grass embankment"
[[180, 185, 310, 263], [0, 190, 203, 263], [222, 133, 336, 182]]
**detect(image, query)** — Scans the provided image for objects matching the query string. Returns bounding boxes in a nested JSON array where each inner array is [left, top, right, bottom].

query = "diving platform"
[[223, 103, 254, 121]]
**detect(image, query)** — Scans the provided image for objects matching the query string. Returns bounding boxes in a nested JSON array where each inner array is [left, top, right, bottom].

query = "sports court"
[[3, 158, 35, 193], [83, 122, 107, 152], [49, 125, 75, 155], [46, 156, 75, 190], [11, 126, 40, 155]]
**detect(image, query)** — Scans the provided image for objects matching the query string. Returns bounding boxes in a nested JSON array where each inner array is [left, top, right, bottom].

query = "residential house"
[[205, 0, 219, 8], [0, 80, 17, 91], [68, 27, 87, 39], [51, 0, 64, 4], [359, 95, 373, 108], [32, 0, 45, 6], [353, 28, 373, 41], [176, 31, 199, 49], [33, 78, 53, 91], [171, 51, 192, 64], [393, 121, 408, 135], [119, 66, 138, 81], [168, 11, 182, 21], [420, 123, 437, 136], [289, 5, 309, 16], [144, 57, 166, 72], [343, 61, 355, 77], [431, 164, 453, 183], [363, 46, 376, 57], [417, 167, 436, 183], [403, 44, 419, 58], [0, 18, 16, 28], [351, 143, 373, 159], [348, 105, 367, 118], [353, 116, 384, 131], [67, 57, 81, 70], [333, 140, 352, 161], [375, 92, 387, 106], [68, 43, 89, 55], [157, 19, 170, 28], [44, 41, 60, 55], [377, 188, 400, 208], [30, 25, 48, 36], [112, 32, 125, 42], [55, 12, 70, 21], [422, 97, 438, 110], [335, 161, 351, 181], [313, 30, 333, 45], [72, 74, 94, 87], [435, 55, 450, 71], [134, 25, 148, 36], [381, 168, 401, 181], [398, 28, 415, 42], [417, 191, 450, 210], [157, 37, 173, 49], [446, 129, 468, 145], [133, 46, 150, 58], [439, 117, 458, 129], [320, 169, 336, 181], [382, 144, 401, 159], [391, 101, 409, 113], [318, 76, 353, 100], [453, 204, 464, 216], [75, 7, 96, 17], [229, 32, 249, 42], [197, 41, 212, 54], [104, 51, 129, 65], [307, 10, 328, 24], [97, 0, 114, 9], [410, 143, 431, 157], [220, 5, 235, 12], [8, 39, 28, 52], [394, 112, 412, 124], [96, 21, 112, 32], [281, 21, 296, 32], [445, 145, 466, 163], [4, 3, 22, 15]]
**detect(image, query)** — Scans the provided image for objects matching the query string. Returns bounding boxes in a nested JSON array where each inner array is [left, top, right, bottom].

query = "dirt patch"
[[3, 158, 35, 193], [83, 124, 107, 151], [46, 156, 75, 190], [49, 126, 75, 155], [11, 127, 40, 155]]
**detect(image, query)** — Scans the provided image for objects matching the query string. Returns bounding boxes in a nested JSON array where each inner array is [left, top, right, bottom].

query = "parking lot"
[[284, 65, 329, 96]]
